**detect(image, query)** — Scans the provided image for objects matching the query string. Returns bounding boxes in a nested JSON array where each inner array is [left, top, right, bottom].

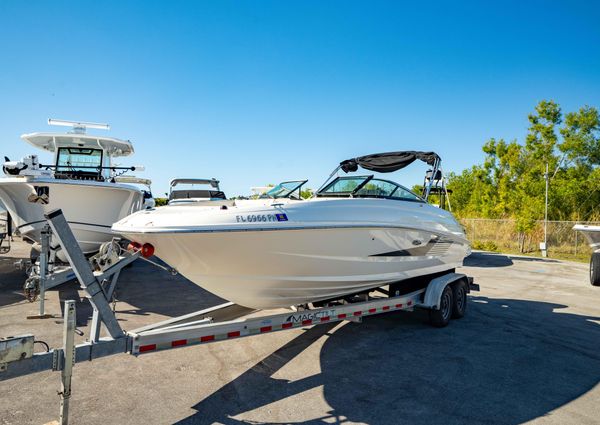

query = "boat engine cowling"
[[3, 155, 52, 177], [3, 156, 27, 175]]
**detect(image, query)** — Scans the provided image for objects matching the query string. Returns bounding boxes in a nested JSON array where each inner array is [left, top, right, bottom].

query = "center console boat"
[[0, 119, 153, 258]]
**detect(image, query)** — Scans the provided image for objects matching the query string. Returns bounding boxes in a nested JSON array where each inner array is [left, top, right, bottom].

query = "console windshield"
[[317, 175, 423, 202], [56, 147, 103, 172]]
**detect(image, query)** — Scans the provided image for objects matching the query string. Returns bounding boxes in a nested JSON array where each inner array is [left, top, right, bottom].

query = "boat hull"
[[0, 178, 143, 254], [114, 198, 470, 309], [118, 227, 468, 309]]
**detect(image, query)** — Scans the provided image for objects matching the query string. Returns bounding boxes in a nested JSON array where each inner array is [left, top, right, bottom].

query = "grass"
[[462, 218, 593, 263], [471, 243, 591, 263]]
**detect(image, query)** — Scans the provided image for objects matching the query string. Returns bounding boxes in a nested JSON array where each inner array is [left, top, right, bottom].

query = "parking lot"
[[1, 240, 599, 425]]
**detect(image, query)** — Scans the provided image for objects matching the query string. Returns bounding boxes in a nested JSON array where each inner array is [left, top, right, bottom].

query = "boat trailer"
[[0, 209, 479, 425], [19, 223, 142, 319]]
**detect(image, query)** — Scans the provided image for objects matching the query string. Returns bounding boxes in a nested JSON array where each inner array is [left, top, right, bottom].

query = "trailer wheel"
[[429, 285, 453, 328], [451, 280, 468, 319], [590, 253, 600, 286]]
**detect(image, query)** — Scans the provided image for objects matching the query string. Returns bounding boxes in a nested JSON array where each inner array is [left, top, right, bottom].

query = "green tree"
[[448, 100, 600, 252], [300, 188, 314, 199]]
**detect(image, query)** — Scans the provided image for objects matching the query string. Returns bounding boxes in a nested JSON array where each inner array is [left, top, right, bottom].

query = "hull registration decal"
[[236, 213, 288, 223]]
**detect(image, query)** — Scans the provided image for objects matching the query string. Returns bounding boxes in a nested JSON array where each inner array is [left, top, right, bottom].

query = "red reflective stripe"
[[139, 344, 156, 353], [382, 306, 390, 311], [320, 316, 330, 322], [368, 308, 376, 313], [171, 339, 187, 347], [338, 313, 347, 319], [260, 326, 272, 333], [282, 322, 293, 329], [302, 319, 313, 326], [353, 311, 362, 316], [227, 331, 240, 338], [200, 335, 215, 342], [396, 304, 403, 308]]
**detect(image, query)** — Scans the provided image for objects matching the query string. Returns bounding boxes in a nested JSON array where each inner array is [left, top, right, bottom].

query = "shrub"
[[472, 240, 499, 252]]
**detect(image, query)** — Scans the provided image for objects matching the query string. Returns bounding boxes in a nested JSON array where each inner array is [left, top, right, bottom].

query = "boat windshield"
[[56, 147, 103, 173], [319, 176, 370, 194], [169, 185, 226, 202], [262, 180, 307, 199], [318, 176, 423, 202]]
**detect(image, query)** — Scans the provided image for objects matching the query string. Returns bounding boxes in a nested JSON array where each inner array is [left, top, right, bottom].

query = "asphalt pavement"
[[1, 239, 599, 425]]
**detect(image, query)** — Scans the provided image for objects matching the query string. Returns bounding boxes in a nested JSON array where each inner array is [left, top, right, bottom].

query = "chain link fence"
[[460, 218, 600, 261]]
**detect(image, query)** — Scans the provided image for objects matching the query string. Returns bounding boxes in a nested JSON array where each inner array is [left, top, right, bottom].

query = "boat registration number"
[[236, 213, 288, 223]]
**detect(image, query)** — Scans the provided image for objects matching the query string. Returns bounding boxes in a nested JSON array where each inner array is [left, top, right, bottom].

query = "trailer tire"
[[429, 285, 453, 328], [451, 279, 468, 319], [590, 252, 600, 286]]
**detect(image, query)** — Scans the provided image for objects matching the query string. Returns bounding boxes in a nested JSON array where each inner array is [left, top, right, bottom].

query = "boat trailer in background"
[[0, 209, 478, 425], [19, 223, 141, 319]]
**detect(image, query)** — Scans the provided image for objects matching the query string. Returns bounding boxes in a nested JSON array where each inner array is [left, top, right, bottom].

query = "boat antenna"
[[48, 118, 110, 134]]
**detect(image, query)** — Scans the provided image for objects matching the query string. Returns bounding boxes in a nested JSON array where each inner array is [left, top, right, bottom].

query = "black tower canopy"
[[340, 151, 440, 173]]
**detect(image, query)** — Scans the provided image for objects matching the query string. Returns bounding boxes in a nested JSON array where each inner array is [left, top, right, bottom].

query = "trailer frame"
[[20, 221, 141, 318]]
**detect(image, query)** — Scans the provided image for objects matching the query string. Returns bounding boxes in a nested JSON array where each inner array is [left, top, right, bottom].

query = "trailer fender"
[[421, 273, 468, 310]]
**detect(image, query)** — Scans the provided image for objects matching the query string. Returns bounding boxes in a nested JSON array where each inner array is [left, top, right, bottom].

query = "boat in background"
[[114, 150, 470, 309], [573, 224, 600, 286], [168, 178, 228, 206], [114, 176, 155, 209], [573, 224, 600, 252], [0, 119, 153, 258]]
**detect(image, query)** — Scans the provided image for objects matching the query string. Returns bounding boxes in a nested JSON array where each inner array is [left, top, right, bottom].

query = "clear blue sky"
[[1, 1, 599, 197]]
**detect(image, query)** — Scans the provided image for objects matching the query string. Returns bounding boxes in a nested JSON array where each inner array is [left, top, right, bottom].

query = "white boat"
[[0, 119, 152, 257], [573, 224, 600, 286], [573, 224, 600, 252], [113, 151, 470, 309], [168, 178, 228, 206]]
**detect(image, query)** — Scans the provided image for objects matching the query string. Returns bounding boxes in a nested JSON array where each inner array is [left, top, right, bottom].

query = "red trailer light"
[[141, 243, 155, 258]]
